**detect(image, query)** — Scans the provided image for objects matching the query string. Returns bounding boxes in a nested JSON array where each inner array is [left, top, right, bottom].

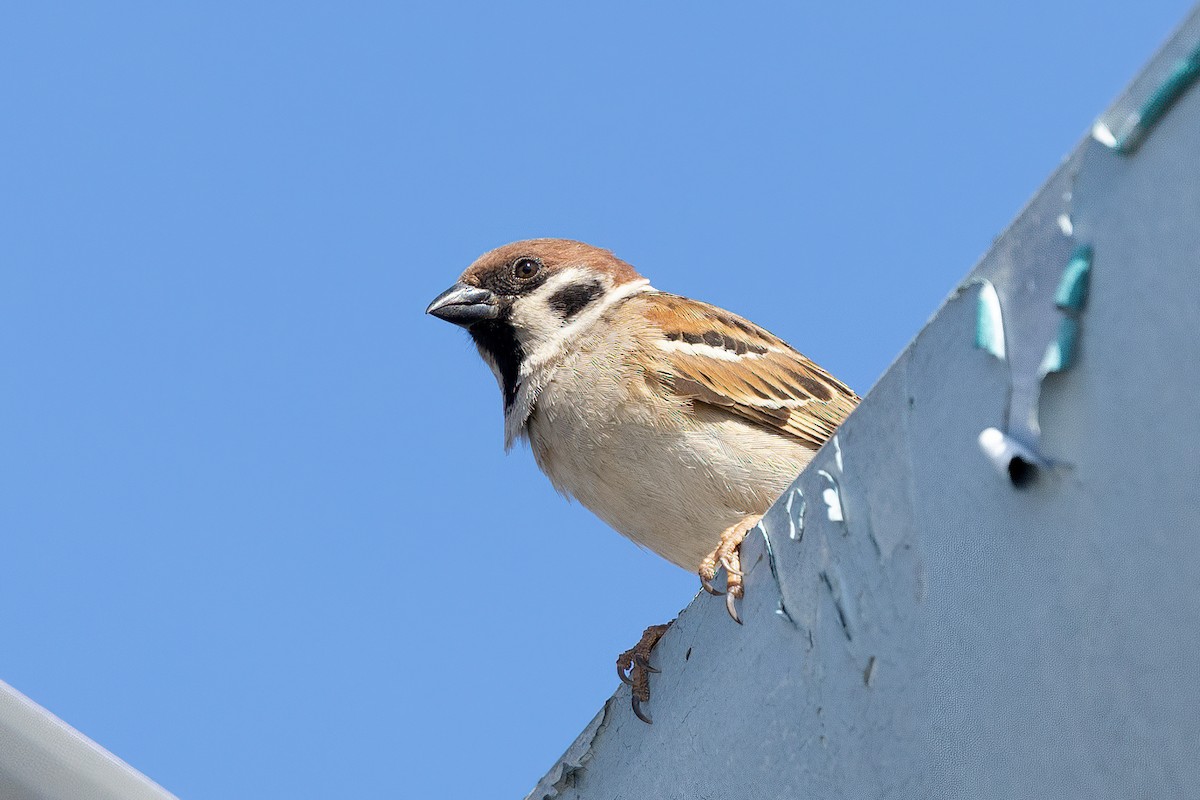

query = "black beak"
[[426, 281, 499, 327]]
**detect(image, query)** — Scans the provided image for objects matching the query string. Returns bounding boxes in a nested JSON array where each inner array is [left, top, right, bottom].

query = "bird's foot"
[[616, 622, 672, 724], [698, 513, 762, 624]]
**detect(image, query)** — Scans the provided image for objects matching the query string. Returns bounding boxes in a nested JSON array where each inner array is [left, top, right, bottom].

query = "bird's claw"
[[616, 622, 672, 725], [631, 695, 653, 724], [726, 592, 743, 625], [617, 661, 634, 686], [698, 514, 760, 624], [634, 652, 660, 673]]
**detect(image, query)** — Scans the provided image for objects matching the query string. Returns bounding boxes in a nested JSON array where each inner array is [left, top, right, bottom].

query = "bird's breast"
[[524, 355, 813, 571]]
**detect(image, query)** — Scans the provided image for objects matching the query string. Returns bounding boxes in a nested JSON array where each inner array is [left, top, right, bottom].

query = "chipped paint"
[[973, 280, 1007, 360], [817, 470, 844, 523], [1109, 41, 1200, 153], [785, 487, 806, 541], [1054, 246, 1093, 312], [820, 566, 855, 641], [525, 701, 612, 800], [757, 521, 797, 626]]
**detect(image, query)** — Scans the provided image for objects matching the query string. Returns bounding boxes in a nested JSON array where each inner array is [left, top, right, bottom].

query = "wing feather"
[[640, 293, 859, 449]]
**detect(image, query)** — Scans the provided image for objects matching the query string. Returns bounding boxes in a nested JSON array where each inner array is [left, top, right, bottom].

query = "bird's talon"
[[616, 649, 635, 685], [726, 591, 743, 624], [700, 514, 759, 623], [617, 622, 671, 725], [701, 577, 725, 596], [634, 653, 660, 673]]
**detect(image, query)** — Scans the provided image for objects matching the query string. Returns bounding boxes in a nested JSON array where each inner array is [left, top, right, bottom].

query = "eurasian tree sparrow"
[[427, 239, 858, 721]]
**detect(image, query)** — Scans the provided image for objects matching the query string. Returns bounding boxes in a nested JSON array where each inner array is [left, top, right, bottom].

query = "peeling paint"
[[863, 656, 877, 687], [820, 566, 854, 641], [758, 521, 797, 627], [525, 701, 612, 800], [785, 488, 806, 542], [817, 470, 844, 524], [974, 280, 1007, 360]]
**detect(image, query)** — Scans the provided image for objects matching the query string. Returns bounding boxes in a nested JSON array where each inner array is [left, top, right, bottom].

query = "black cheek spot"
[[549, 280, 604, 321]]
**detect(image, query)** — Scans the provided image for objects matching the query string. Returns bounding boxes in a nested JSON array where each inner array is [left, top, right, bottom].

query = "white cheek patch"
[[510, 271, 651, 371], [508, 269, 597, 348]]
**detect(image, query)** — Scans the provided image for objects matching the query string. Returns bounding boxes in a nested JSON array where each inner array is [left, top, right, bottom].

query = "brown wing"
[[641, 293, 859, 449]]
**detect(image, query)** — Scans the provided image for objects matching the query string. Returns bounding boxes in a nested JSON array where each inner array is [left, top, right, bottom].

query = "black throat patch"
[[469, 318, 524, 411], [548, 280, 604, 321]]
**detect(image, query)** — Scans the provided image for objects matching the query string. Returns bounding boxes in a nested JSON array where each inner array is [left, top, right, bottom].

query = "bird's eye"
[[513, 257, 541, 279]]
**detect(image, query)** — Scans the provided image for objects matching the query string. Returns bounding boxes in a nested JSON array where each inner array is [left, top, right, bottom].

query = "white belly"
[[524, 360, 813, 571]]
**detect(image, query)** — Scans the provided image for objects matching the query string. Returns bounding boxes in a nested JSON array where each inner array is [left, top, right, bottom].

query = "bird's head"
[[426, 238, 650, 412]]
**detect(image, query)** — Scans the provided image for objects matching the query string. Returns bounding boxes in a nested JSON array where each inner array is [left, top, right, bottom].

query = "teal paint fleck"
[[1116, 43, 1200, 155], [974, 281, 1006, 360], [1055, 246, 1093, 312], [1040, 317, 1080, 375]]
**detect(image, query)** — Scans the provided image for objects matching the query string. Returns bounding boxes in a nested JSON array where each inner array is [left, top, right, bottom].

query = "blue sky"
[[1, 2, 1192, 797]]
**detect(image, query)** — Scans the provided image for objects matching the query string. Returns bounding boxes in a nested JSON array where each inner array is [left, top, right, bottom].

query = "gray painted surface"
[[0, 680, 176, 800], [529, 8, 1200, 799]]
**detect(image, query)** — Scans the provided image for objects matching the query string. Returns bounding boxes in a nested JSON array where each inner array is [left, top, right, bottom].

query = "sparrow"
[[426, 239, 858, 721]]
